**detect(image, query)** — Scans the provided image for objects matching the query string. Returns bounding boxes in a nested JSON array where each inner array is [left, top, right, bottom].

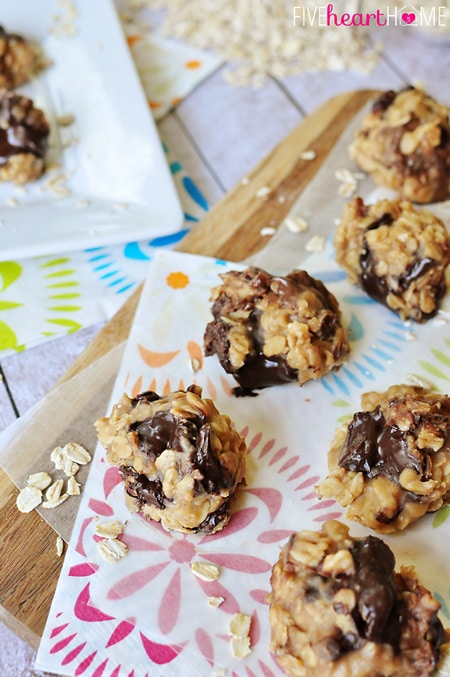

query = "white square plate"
[[0, 0, 183, 260]]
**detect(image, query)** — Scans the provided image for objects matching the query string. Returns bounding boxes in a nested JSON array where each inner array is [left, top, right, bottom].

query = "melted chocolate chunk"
[[120, 466, 166, 509], [338, 406, 424, 480], [195, 500, 232, 533], [0, 93, 49, 165], [130, 390, 161, 406], [349, 536, 399, 647], [359, 234, 442, 320], [128, 407, 229, 496], [371, 89, 396, 114], [130, 411, 177, 461], [193, 422, 230, 494]]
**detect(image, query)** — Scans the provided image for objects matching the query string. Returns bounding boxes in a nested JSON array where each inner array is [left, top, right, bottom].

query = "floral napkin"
[[34, 248, 450, 677]]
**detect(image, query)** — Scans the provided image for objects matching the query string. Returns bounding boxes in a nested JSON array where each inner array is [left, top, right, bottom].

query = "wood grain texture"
[[177, 89, 378, 261], [0, 89, 378, 646]]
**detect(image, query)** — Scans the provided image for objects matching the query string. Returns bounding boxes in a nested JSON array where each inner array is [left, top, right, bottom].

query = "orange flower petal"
[[220, 375, 234, 397], [206, 376, 217, 400], [166, 271, 189, 289], [127, 35, 142, 47], [131, 374, 143, 398], [187, 340, 204, 370], [138, 345, 181, 367]]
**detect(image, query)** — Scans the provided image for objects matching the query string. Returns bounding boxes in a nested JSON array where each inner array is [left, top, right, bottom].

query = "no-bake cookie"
[[317, 385, 450, 533], [204, 267, 350, 394], [268, 520, 446, 677], [334, 196, 450, 322], [0, 90, 49, 184], [349, 87, 450, 203], [95, 385, 247, 534], [0, 25, 36, 88]]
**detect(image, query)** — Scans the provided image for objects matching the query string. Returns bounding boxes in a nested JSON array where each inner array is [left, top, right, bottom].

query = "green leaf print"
[[0, 319, 25, 352], [45, 318, 82, 333], [0, 301, 22, 310], [433, 505, 450, 528], [0, 261, 22, 292]]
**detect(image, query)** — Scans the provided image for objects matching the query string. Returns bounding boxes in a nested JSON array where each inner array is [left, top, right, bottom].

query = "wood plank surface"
[[0, 89, 378, 647]]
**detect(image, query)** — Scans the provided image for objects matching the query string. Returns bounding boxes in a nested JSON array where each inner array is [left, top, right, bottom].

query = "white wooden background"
[[0, 19, 449, 676]]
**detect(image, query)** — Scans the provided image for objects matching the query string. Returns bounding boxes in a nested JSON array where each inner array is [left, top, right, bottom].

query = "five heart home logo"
[[401, 11, 416, 23]]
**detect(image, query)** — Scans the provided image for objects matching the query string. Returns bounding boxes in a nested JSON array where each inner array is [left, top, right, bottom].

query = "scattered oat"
[[405, 373, 436, 390], [207, 596, 224, 608], [63, 458, 80, 476], [97, 538, 128, 563], [260, 226, 276, 236], [230, 636, 251, 659], [50, 0, 79, 37], [95, 520, 125, 539], [284, 215, 308, 233], [56, 535, 64, 557], [151, 0, 382, 87], [16, 485, 43, 513], [190, 561, 221, 582], [114, 201, 128, 211], [405, 331, 417, 342], [211, 670, 227, 677], [43, 169, 73, 198], [50, 446, 66, 470], [6, 197, 18, 207], [56, 113, 75, 126], [45, 479, 65, 502], [278, 194, 286, 203], [67, 476, 81, 495], [189, 356, 201, 372], [63, 442, 92, 465], [229, 612, 251, 637], [27, 471, 52, 490], [240, 176, 249, 185], [228, 612, 252, 658], [255, 185, 270, 199], [299, 149, 316, 160], [76, 198, 89, 207], [42, 493, 70, 509], [337, 180, 357, 198], [305, 234, 326, 253], [334, 167, 365, 198]]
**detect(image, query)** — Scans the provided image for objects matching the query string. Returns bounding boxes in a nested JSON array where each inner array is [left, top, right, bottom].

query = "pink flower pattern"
[[44, 424, 341, 677]]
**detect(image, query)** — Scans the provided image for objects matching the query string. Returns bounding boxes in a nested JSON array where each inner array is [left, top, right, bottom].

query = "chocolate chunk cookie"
[[269, 520, 446, 676], [204, 267, 349, 395], [317, 385, 450, 533], [349, 87, 450, 203], [95, 385, 247, 534], [0, 25, 36, 88], [0, 90, 49, 184], [334, 197, 450, 322]]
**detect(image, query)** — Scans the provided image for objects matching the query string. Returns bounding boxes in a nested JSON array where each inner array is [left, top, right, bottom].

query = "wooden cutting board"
[[0, 89, 378, 648]]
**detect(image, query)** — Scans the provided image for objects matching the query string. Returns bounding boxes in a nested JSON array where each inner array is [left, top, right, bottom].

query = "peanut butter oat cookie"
[[204, 267, 349, 395], [95, 385, 246, 534], [334, 197, 450, 322], [0, 90, 49, 184], [349, 87, 450, 204], [268, 520, 446, 677], [317, 385, 450, 533], [0, 25, 36, 88]]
